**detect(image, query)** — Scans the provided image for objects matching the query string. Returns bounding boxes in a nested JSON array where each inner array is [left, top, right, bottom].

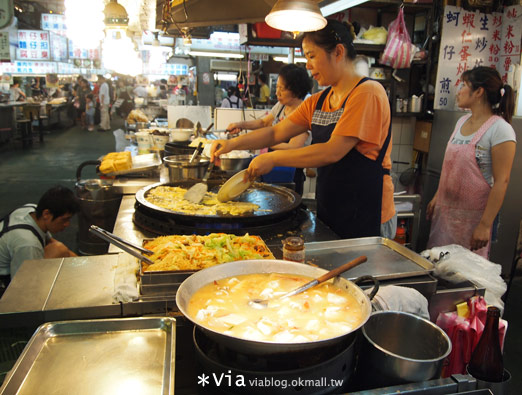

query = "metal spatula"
[[183, 162, 215, 204]]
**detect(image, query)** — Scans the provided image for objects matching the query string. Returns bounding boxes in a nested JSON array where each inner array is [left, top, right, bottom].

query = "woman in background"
[[227, 64, 312, 195], [427, 67, 516, 258]]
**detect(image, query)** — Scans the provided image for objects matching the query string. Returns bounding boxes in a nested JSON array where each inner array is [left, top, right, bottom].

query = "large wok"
[[176, 259, 378, 356]]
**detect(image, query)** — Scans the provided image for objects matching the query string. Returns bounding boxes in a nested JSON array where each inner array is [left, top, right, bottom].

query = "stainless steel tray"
[[304, 237, 434, 281], [104, 152, 162, 176], [0, 317, 176, 395]]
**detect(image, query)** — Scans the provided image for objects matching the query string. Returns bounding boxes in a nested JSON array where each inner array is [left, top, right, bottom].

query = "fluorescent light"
[[215, 73, 238, 81], [188, 51, 244, 59], [273, 56, 307, 63], [320, 0, 369, 17]]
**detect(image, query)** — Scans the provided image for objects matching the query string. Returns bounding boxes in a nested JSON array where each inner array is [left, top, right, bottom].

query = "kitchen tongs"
[[89, 225, 154, 265]]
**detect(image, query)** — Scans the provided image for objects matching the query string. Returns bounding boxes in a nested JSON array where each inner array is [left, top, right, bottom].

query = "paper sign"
[[435, 5, 522, 110]]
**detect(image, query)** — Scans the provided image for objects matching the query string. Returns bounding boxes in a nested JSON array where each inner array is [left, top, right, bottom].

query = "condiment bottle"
[[394, 220, 407, 245], [282, 237, 305, 263], [467, 306, 504, 382]]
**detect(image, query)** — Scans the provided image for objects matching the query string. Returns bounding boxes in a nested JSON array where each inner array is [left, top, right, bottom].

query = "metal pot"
[[218, 157, 252, 172], [358, 311, 452, 388], [176, 259, 378, 356], [163, 155, 209, 182]]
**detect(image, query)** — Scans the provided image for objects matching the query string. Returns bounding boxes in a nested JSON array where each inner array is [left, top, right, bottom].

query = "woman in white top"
[[227, 64, 313, 194], [427, 66, 517, 258]]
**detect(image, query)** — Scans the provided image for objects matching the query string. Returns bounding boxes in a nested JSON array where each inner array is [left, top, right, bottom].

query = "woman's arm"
[[211, 117, 308, 160], [246, 134, 359, 179], [470, 140, 516, 250], [227, 114, 274, 134], [426, 190, 438, 220], [271, 132, 309, 150]]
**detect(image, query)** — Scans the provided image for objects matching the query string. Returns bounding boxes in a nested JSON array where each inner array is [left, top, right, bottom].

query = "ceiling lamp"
[[265, 0, 327, 33], [104, 0, 129, 27]]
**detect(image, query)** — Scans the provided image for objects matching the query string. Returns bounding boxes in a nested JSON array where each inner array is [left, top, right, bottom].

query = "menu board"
[[17, 30, 50, 60], [41, 13, 67, 37], [435, 5, 522, 110]]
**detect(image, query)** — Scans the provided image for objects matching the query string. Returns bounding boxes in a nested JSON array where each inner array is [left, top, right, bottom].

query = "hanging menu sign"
[[1, 60, 57, 74], [50, 32, 68, 62], [17, 30, 50, 60], [68, 40, 100, 60], [435, 5, 522, 110], [0, 31, 10, 62], [41, 13, 67, 36]]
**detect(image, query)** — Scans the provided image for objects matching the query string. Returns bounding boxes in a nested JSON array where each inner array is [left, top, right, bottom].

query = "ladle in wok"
[[249, 255, 368, 309]]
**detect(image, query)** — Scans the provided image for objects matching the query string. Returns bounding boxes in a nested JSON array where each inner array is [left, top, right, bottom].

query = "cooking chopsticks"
[[89, 225, 155, 265]]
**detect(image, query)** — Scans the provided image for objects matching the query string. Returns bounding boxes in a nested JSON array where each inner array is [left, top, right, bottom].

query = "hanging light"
[[265, 0, 327, 33], [102, 0, 142, 76]]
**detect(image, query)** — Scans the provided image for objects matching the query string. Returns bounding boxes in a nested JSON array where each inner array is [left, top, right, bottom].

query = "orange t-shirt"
[[288, 79, 395, 223]]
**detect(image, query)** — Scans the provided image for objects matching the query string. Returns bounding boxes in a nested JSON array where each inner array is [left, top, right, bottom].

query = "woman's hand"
[[245, 154, 275, 181], [426, 196, 437, 220], [226, 122, 242, 135], [470, 223, 491, 251], [210, 139, 233, 163]]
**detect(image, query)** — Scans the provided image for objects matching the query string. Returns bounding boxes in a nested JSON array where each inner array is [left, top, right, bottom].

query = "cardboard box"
[[413, 121, 432, 153]]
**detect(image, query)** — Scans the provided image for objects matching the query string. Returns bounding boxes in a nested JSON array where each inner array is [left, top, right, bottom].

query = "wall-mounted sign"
[[41, 13, 67, 36], [143, 63, 188, 76], [0, 0, 14, 30], [17, 30, 50, 60], [435, 5, 522, 110]]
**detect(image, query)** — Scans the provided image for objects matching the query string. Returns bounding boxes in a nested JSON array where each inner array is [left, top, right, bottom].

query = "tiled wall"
[[391, 117, 416, 192], [302, 116, 417, 198]]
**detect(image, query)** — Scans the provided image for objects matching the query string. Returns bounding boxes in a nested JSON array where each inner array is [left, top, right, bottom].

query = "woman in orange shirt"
[[211, 20, 395, 239]]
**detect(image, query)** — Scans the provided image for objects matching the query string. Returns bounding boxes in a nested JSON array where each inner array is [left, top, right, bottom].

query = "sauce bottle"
[[282, 237, 305, 263], [467, 306, 504, 382], [394, 220, 407, 245]]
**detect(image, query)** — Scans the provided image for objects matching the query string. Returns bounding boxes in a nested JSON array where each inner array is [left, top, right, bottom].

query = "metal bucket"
[[164, 155, 209, 182], [357, 311, 452, 389], [75, 161, 122, 255]]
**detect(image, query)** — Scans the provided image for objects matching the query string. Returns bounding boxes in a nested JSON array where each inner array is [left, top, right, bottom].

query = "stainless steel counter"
[[0, 255, 121, 327]]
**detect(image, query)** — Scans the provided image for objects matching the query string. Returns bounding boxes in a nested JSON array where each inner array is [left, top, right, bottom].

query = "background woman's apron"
[[428, 115, 500, 258], [311, 78, 391, 239]]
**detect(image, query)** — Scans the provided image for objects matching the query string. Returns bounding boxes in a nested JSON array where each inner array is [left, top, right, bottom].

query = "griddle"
[[134, 180, 302, 225]]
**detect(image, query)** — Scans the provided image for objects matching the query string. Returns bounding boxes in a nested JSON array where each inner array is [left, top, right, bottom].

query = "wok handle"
[[353, 275, 380, 301], [316, 255, 367, 284], [76, 160, 101, 182]]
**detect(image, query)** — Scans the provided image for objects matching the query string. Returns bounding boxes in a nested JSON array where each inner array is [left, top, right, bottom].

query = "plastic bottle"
[[282, 237, 305, 263], [394, 220, 407, 245], [467, 306, 504, 382]]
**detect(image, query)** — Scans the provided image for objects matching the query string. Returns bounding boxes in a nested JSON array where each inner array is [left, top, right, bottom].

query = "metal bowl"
[[218, 157, 252, 172], [359, 311, 452, 387], [163, 155, 209, 182]]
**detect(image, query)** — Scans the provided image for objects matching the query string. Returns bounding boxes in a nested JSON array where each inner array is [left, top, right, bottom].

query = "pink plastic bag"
[[436, 296, 507, 377], [380, 7, 412, 69]]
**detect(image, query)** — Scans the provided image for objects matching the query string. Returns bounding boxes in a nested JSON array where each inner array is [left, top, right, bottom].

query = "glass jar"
[[282, 237, 305, 263]]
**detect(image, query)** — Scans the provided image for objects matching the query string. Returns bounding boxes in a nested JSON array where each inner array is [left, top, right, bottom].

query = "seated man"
[[0, 186, 80, 296]]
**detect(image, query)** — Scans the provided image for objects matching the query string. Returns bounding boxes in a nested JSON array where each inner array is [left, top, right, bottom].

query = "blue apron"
[[312, 78, 391, 238]]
